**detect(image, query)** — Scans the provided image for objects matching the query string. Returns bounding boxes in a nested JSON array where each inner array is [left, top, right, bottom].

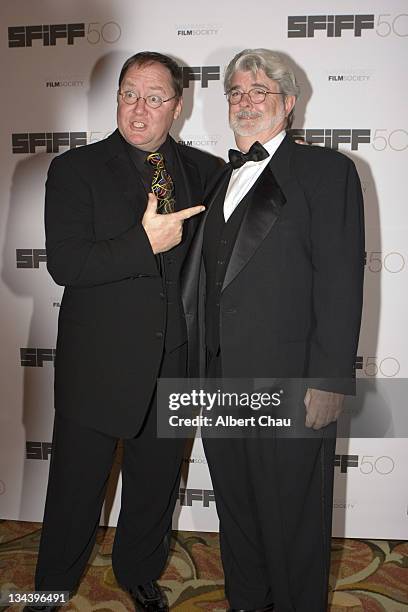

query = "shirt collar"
[[259, 130, 285, 157], [122, 133, 173, 160]]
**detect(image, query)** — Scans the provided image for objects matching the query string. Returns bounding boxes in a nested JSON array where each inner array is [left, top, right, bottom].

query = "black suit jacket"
[[181, 134, 365, 394], [45, 129, 220, 437]]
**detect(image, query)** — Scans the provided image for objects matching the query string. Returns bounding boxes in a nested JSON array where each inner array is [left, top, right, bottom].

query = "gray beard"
[[230, 109, 285, 137]]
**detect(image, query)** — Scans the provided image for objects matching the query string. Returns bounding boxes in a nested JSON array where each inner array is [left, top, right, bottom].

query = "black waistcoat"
[[203, 180, 251, 354]]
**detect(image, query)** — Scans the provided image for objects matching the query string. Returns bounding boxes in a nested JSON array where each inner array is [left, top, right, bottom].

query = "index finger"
[[172, 205, 206, 221]]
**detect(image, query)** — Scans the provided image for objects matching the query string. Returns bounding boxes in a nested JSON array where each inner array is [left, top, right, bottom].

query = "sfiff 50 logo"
[[288, 15, 374, 37], [289, 129, 370, 150], [288, 14, 408, 38], [8, 22, 121, 47]]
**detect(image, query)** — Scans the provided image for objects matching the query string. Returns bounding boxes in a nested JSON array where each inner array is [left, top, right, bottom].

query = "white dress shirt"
[[224, 131, 285, 222]]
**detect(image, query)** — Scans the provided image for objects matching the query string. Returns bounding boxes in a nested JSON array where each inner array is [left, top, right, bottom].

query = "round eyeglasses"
[[118, 90, 177, 109], [225, 88, 284, 105]]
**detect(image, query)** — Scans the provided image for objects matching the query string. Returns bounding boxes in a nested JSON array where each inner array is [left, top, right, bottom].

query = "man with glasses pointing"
[[27, 52, 219, 612]]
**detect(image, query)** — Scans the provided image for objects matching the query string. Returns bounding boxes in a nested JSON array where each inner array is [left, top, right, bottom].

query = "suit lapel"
[[104, 130, 147, 214], [194, 164, 232, 257], [172, 141, 198, 244], [222, 136, 292, 292], [205, 164, 233, 211], [173, 142, 193, 208], [181, 165, 231, 315]]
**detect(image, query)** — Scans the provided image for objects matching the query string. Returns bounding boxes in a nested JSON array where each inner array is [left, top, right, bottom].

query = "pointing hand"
[[142, 192, 205, 254]]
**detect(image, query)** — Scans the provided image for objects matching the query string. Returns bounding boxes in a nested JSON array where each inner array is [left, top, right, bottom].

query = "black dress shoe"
[[129, 580, 169, 611]]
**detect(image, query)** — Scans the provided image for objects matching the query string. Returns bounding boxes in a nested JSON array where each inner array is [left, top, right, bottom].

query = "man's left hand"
[[304, 388, 344, 430]]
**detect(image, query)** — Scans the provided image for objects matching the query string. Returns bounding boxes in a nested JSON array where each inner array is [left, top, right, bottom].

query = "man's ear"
[[173, 97, 183, 120], [284, 95, 296, 118]]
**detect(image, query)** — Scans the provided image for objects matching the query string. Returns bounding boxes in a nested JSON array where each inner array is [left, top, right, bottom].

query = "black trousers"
[[203, 352, 336, 612], [35, 345, 187, 592]]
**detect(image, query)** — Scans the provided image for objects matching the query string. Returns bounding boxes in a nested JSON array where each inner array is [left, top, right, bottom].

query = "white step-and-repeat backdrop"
[[0, 0, 407, 539]]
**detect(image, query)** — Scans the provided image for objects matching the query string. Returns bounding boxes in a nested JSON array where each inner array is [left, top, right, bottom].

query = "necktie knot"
[[146, 151, 175, 214], [146, 151, 164, 169], [228, 141, 269, 169]]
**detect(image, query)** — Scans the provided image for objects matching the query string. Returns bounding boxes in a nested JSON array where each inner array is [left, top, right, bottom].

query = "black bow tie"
[[228, 141, 269, 169]]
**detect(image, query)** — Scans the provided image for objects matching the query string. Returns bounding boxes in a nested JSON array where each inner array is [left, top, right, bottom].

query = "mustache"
[[235, 110, 263, 119]]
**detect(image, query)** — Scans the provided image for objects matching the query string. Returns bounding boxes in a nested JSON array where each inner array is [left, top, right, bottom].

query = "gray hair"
[[224, 48, 300, 127]]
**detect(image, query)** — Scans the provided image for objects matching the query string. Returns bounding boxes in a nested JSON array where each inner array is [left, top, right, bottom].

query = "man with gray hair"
[[182, 49, 364, 611]]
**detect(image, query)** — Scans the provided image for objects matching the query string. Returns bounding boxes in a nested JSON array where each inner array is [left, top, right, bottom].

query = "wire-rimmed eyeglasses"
[[118, 90, 177, 109], [225, 88, 284, 105]]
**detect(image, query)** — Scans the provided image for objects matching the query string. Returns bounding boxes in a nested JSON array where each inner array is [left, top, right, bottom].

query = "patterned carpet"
[[0, 521, 407, 611]]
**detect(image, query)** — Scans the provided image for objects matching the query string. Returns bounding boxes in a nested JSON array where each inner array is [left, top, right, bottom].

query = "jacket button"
[[156, 331, 164, 338], [159, 292, 165, 299]]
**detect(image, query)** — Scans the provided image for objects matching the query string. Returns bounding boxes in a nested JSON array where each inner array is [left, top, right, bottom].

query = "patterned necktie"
[[146, 152, 176, 214], [228, 140, 269, 169]]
